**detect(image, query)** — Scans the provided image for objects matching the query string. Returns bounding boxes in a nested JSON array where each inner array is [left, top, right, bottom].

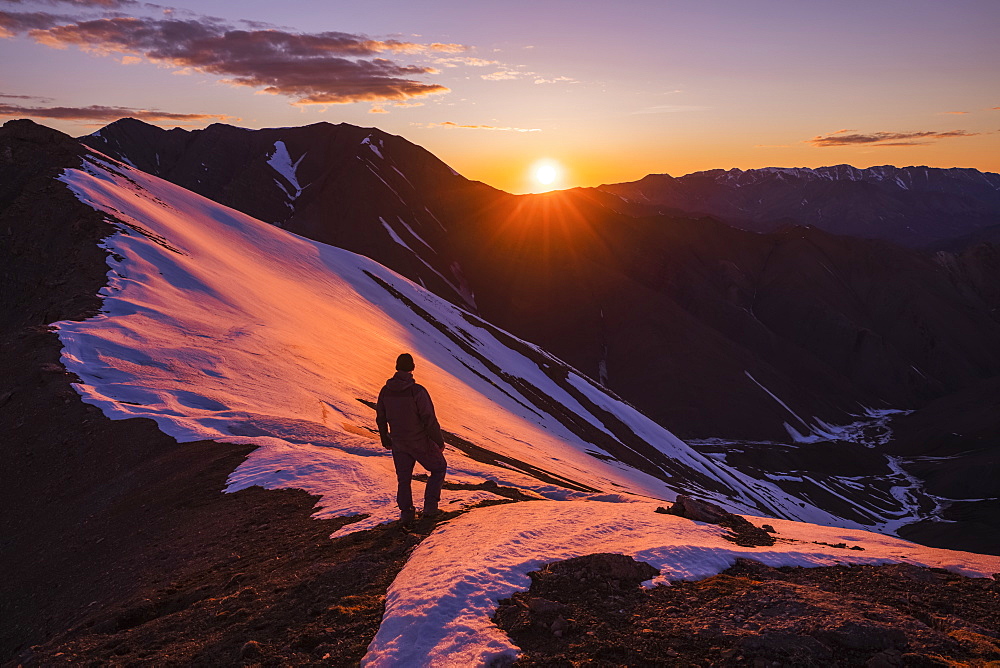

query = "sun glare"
[[530, 159, 563, 191], [536, 164, 557, 185]]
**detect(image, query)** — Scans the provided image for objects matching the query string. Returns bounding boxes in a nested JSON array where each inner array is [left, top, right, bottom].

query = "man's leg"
[[391, 449, 417, 522], [415, 448, 447, 515]]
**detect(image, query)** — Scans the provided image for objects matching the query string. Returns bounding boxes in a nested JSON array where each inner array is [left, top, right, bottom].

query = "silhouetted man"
[[375, 353, 447, 525]]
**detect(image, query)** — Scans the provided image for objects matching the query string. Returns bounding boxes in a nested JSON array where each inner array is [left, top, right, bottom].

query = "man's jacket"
[[375, 371, 445, 453]]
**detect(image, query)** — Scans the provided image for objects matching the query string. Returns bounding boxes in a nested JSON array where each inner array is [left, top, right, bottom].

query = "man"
[[375, 353, 447, 526]]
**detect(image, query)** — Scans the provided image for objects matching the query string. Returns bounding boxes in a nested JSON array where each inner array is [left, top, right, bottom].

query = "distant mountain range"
[[591, 165, 1000, 249]]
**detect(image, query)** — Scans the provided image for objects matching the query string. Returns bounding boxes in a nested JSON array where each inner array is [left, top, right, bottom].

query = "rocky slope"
[[495, 554, 1000, 667]]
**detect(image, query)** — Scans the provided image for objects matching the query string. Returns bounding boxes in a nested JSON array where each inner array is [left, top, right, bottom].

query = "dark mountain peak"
[[1, 119, 89, 200], [2, 117, 83, 153]]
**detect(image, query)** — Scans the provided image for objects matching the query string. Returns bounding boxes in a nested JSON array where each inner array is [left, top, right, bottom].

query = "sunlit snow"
[[365, 501, 1000, 667], [54, 155, 856, 534]]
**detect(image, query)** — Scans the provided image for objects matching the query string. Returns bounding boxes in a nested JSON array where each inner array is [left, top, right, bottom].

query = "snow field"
[[363, 500, 1000, 667], [54, 155, 824, 535]]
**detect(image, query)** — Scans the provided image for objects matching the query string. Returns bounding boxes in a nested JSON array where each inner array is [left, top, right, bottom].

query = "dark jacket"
[[375, 371, 445, 452]]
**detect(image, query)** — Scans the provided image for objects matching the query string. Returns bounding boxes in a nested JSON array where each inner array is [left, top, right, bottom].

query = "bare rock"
[[239, 640, 262, 660], [665, 495, 775, 547]]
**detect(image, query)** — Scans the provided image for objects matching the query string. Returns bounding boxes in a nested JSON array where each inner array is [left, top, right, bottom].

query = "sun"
[[530, 159, 563, 191], [536, 163, 557, 185]]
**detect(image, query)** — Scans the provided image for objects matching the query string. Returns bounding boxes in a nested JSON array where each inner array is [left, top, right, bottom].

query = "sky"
[[1, 0, 998, 193]]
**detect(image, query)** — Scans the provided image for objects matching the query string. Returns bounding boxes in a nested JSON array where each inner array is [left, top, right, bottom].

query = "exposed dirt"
[[12, 494, 444, 667], [494, 554, 1000, 667]]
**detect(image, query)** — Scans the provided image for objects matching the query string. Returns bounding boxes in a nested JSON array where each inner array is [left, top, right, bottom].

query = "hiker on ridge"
[[375, 353, 447, 525]]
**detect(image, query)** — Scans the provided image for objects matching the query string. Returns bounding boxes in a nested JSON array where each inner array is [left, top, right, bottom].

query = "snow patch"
[[267, 140, 306, 200], [361, 135, 383, 159], [363, 500, 1000, 667]]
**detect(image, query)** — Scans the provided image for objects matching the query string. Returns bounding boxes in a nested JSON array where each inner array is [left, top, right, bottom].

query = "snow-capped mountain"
[[52, 143, 791, 523], [81, 120, 1000, 450], [59, 125, 902, 531], [596, 165, 1000, 248]]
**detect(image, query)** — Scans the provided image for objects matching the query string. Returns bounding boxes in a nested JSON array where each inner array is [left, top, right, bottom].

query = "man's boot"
[[400, 507, 416, 527]]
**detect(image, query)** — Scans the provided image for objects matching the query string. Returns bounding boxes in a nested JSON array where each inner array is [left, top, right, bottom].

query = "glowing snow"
[[364, 500, 1000, 667], [54, 156, 838, 534]]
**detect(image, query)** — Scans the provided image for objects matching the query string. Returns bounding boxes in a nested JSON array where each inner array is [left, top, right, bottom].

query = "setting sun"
[[529, 159, 564, 192], [536, 163, 557, 185]]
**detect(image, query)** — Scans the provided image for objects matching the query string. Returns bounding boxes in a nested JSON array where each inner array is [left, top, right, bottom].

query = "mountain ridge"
[[594, 164, 1000, 248]]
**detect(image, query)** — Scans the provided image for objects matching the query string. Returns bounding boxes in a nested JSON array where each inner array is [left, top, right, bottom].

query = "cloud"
[[418, 121, 540, 133], [433, 55, 497, 68], [631, 104, 709, 114], [533, 76, 577, 85], [941, 111, 969, 115], [0, 102, 233, 123], [0, 10, 66, 35], [481, 70, 522, 81], [0, 11, 460, 104], [0, 91, 52, 101], [806, 128, 981, 147], [1, 0, 137, 6]]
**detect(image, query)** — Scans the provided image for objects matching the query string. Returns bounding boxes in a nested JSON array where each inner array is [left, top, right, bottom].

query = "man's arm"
[[375, 389, 392, 449], [415, 386, 445, 449]]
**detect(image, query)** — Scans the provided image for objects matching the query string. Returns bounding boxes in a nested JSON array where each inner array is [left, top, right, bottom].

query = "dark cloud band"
[[1, 11, 457, 104], [0, 102, 231, 122], [807, 129, 979, 147]]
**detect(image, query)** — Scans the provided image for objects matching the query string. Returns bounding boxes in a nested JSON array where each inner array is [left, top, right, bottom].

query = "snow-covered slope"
[[49, 152, 1000, 668], [54, 153, 858, 532]]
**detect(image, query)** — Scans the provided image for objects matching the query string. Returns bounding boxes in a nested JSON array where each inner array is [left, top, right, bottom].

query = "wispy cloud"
[[0, 10, 461, 104], [631, 104, 709, 114], [941, 111, 969, 115], [533, 76, 577, 85], [1, 0, 136, 7], [806, 128, 981, 147], [0, 91, 52, 101], [434, 56, 497, 68], [417, 121, 540, 133], [0, 102, 233, 123], [481, 69, 523, 81]]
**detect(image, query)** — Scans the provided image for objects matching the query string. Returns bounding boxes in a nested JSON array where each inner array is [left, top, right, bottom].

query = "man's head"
[[395, 353, 415, 372]]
